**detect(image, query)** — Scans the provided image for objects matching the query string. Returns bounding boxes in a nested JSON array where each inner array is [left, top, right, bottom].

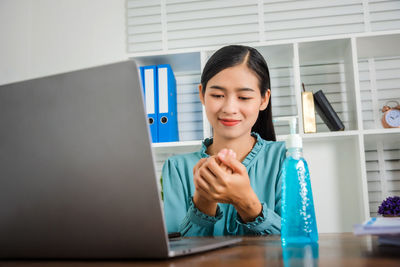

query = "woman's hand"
[[194, 149, 262, 222], [192, 156, 233, 216], [192, 157, 218, 216]]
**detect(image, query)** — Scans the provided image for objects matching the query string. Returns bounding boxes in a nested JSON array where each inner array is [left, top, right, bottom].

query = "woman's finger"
[[193, 157, 208, 175], [194, 175, 211, 195], [218, 160, 233, 174], [206, 157, 227, 179], [199, 164, 218, 184], [215, 151, 233, 174], [218, 149, 245, 174]]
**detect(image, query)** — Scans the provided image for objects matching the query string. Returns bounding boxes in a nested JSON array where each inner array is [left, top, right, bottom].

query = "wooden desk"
[[2, 233, 399, 266]]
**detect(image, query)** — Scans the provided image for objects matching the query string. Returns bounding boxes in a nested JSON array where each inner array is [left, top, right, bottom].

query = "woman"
[[162, 45, 286, 236]]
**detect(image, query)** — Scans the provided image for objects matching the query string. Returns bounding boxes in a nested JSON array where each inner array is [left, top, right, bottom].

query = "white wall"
[[0, 0, 127, 85]]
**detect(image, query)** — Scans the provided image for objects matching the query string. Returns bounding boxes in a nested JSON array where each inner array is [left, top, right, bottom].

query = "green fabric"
[[161, 132, 286, 236]]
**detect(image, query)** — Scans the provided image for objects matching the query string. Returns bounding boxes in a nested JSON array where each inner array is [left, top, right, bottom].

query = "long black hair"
[[200, 45, 276, 141]]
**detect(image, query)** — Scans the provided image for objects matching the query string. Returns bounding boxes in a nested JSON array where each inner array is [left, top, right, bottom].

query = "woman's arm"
[[161, 158, 189, 233], [196, 149, 282, 235], [162, 158, 223, 236], [195, 149, 263, 221]]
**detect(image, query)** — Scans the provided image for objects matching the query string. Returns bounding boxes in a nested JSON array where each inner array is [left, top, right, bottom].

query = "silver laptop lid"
[[0, 60, 170, 259]]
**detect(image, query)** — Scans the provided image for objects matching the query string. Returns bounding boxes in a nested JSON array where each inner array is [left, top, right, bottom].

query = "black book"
[[313, 90, 345, 131]]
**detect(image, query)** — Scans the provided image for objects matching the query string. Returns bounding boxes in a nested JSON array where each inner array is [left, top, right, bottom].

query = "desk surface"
[[2, 233, 400, 267]]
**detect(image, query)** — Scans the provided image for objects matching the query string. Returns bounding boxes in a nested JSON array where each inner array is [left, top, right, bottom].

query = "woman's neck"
[[207, 132, 257, 162]]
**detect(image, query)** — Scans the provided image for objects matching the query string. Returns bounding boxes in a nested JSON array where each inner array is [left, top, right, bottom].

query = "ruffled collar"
[[199, 132, 264, 167]]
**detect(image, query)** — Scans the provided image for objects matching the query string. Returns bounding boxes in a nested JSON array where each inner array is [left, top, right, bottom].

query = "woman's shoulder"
[[243, 133, 286, 167], [254, 133, 286, 154], [249, 138, 287, 172], [262, 139, 286, 152], [257, 139, 286, 162], [162, 151, 203, 182]]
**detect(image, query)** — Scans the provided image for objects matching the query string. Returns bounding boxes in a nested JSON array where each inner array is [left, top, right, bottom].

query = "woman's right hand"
[[193, 157, 217, 216], [192, 156, 233, 216]]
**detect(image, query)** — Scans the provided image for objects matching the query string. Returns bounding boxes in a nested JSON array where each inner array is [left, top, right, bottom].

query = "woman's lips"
[[219, 119, 240, 126]]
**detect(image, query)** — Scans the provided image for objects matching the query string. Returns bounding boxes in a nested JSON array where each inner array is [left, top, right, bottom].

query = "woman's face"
[[199, 64, 270, 140]]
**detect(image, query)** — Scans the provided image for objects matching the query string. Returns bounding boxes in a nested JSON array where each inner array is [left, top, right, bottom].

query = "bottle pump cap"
[[273, 116, 302, 149]]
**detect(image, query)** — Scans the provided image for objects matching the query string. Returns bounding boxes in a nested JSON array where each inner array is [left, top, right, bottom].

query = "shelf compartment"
[[257, 44, 297, 136], [364, 132, 400, 217], [303, 135, 365, 232], [357, 33, 400, 130], [133, 52, 203, 142], [299, 38, 359, 133]]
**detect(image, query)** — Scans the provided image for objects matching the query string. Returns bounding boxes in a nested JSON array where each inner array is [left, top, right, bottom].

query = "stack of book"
[[354, 217, 400, 246], [301, 83, 345, 133], [313, 90, 345, 131]]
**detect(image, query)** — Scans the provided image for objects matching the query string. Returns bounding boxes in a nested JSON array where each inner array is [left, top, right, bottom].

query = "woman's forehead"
[[207, 65, 259, 90]]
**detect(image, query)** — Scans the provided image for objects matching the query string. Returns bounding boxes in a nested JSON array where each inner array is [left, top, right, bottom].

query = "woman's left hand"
[[197, 149, 262, 222]]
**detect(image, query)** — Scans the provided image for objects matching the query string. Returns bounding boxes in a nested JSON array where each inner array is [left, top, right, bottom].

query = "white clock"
[[382, 102, 400, 128]]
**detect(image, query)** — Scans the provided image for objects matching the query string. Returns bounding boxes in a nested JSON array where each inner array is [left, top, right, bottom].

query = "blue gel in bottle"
[[281, 147, 318, 245], [274, 117, 318, 246]]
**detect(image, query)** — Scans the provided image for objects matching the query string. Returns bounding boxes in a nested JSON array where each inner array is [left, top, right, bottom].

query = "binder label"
[[144, 69, 155, 114], [158, 67, 169, 114]]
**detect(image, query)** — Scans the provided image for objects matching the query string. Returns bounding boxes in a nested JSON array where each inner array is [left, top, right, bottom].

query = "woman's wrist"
[[193, 192, 218, 217], [233, 191, 262, 223]]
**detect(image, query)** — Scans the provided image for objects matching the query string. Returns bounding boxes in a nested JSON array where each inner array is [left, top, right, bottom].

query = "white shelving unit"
[[127, 0, 400, 233]]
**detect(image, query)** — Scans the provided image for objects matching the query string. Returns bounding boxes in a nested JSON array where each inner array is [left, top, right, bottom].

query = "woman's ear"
[[198, 84, 205, 106], [260, 89, 271, 111]]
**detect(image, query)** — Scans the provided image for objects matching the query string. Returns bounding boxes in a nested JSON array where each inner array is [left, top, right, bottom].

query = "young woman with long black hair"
[[161, 45, 286, 236]]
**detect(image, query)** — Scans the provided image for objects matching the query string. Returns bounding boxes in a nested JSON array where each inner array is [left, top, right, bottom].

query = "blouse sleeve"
[[235, 202, 281, 235], [162, 158, 223, 236], [235, 144, 286, 235]]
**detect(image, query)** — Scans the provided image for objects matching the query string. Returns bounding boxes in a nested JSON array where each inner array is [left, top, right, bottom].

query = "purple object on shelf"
[[378, 196, 400, 216]]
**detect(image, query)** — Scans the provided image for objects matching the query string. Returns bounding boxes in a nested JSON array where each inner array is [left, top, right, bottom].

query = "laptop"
[[0, 60, 241, 259]]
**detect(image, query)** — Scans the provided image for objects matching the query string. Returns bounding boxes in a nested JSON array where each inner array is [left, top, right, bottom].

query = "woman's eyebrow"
[[237, 87, 255, 92], [209, 85, 225, 91], [209, 85, 255, 92]]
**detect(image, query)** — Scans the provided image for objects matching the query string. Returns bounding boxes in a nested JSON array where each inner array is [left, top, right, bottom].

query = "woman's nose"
[[221, 97, 238, 114]]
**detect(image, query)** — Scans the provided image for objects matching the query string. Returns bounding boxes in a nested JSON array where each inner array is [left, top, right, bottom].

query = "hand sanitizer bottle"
[[273, 117, 318, 246]]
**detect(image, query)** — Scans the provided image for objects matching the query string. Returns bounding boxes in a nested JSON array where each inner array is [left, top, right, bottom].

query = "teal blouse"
[[161, 132, 286, 236]]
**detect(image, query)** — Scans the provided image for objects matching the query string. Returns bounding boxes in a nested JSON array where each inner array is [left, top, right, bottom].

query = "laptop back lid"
[[0, 61, 169, 259]]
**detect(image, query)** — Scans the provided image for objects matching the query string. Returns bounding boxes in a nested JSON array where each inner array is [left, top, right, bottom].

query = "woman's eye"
[[239, 97, 251, 100], [211, 94, 223, 98]]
